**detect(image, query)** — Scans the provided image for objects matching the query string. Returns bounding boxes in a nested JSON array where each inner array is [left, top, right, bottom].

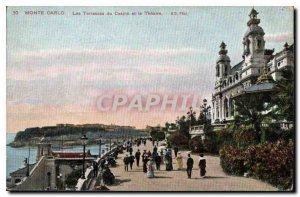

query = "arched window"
[[216, 65, 220, 77], [256, 36, 264, 51], [235, 72, 239, 81], [229, 98, 234, 117], [224, 98, 229, 118], [257, 39, 262, 49], [224, 65, 228, 76], [229, 77, 232, 84]]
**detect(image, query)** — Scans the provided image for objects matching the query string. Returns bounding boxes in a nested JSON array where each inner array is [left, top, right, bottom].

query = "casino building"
[[211, 8, 294, 125]]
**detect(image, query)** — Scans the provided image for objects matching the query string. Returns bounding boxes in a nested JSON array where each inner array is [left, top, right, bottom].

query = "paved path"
[[104, 141, 277, 191]]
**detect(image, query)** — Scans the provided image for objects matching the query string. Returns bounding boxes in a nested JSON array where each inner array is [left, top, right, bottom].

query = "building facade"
[[211, 8, 294, 124]]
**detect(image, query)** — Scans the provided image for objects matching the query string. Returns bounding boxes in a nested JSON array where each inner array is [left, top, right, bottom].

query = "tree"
[[234, 92, 274, 143], [187, 107, 197, 126], [176, 115, 190, 137], [167, 132, 189, 149], [272, 67, 294, 122], [150, 129, 165, 141], [197, 111, 205, 125]]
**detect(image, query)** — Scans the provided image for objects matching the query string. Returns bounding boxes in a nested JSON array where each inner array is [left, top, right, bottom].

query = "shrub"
[[167, 132, 189, 149], [233, 125, 257, 147], [220, 140, 294, 190], [219, 145, 246, 175], [216, 127, 234, 145], [191, 136, 205, 153], [150, 130, 165, 141], [244, 140, 294, 190]]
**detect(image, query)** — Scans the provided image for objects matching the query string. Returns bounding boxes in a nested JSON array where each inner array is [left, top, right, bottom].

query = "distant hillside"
[[9, 124, 144, 147]]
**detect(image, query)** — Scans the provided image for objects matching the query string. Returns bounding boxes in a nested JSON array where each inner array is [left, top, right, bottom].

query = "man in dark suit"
[[186, 154, 194, 178]]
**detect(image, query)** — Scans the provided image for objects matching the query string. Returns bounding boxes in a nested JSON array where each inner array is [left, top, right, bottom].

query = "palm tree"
[[272, 67, 294, 122]]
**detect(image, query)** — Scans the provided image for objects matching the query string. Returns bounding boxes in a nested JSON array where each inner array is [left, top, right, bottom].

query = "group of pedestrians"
[[122, 139, 207, 179]]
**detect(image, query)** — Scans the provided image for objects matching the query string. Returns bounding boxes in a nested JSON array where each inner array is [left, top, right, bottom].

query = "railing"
[[75, 146, 118, 191], [189, 125, 204, 135]]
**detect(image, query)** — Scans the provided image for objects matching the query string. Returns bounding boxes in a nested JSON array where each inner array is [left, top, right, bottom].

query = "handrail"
[[75, 146, 118, 191]]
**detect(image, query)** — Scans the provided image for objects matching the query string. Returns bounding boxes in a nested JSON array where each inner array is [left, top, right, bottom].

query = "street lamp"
[[23, 158, 29, 177], [201, 99, 211, 124], [109, 135, 112, 151], [97, 136, 102, 158], [23, 141, 31, 177], [187, 107, 196, 129], [81, 134, 88, 179]]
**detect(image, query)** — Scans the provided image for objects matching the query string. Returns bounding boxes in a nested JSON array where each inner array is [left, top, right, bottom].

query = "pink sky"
[[6, 7, 293, 132]]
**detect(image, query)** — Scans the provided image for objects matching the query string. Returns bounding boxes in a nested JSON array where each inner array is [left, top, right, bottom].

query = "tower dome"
[[244, 8, 265, 37], [217, 41, 230, 63]]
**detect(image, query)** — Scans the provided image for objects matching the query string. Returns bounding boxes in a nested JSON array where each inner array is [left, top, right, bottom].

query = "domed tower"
[[241, 8, 265, 79], [216, 41, 231, 83]]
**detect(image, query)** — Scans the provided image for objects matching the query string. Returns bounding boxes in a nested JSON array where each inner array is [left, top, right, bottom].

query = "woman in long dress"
[[143, 154, 149, 173], [147, 159, 155, 178], [198, 154, 206, 178], [176, 152, 183, 170]]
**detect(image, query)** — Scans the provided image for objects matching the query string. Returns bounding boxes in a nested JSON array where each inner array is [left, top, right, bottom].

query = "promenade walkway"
[[106, 141, 277, 191]]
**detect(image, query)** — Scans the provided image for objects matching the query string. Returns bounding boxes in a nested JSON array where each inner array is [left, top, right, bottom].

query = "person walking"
[[135, 149, 141, 167], [174, 146, 179, 158], [153, 145, 158, 154], [129, 147, 133, 155], [186, 153, 194, 178], [165, 152, 173, 171], [176, 152, 183, 170], [198, 153, 206, 178], [147, 159, 155, 178], [160, 151, 164, 164], [93, 161, 99, 177], [123, 155, 129, 172], [142, 154, 149, 173], [142, 150, 147, 159], [155, 153, 161, 170], [129, 153, 135, 170]]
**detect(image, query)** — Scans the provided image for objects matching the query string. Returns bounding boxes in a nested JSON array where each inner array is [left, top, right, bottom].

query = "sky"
[[6, 6, 294, 132]]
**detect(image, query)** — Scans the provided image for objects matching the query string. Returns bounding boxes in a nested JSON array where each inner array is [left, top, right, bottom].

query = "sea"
[[6, 133, 107, 177]]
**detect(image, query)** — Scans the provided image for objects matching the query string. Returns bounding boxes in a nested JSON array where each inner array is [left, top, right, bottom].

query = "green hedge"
[[220, 140, 294, 190], [167, 132, 189, 149]]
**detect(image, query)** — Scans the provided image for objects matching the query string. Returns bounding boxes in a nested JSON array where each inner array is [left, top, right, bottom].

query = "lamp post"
[[187, 107, 196, 130], [81, 134, 88, 179], [97, 136, 102, 158], [24, 142, 31, 177], [23, 158, 29, 177], [201, 99, 211, 124], [109, 135, 112, 151]]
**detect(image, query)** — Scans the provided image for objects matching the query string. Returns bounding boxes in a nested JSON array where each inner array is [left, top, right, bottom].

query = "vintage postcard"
[[6, 6, 295, 192]]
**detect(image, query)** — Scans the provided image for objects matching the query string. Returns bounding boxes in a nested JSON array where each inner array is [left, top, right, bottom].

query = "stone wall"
[[12, 156, 57, 191]]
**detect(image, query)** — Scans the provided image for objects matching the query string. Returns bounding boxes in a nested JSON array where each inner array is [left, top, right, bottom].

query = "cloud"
[[264, 32, 294, 43], [7, 64, 100, 81], [13, 47, 207, 60], [142, 66, 192, 76], [7, 47, 205, 81]]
